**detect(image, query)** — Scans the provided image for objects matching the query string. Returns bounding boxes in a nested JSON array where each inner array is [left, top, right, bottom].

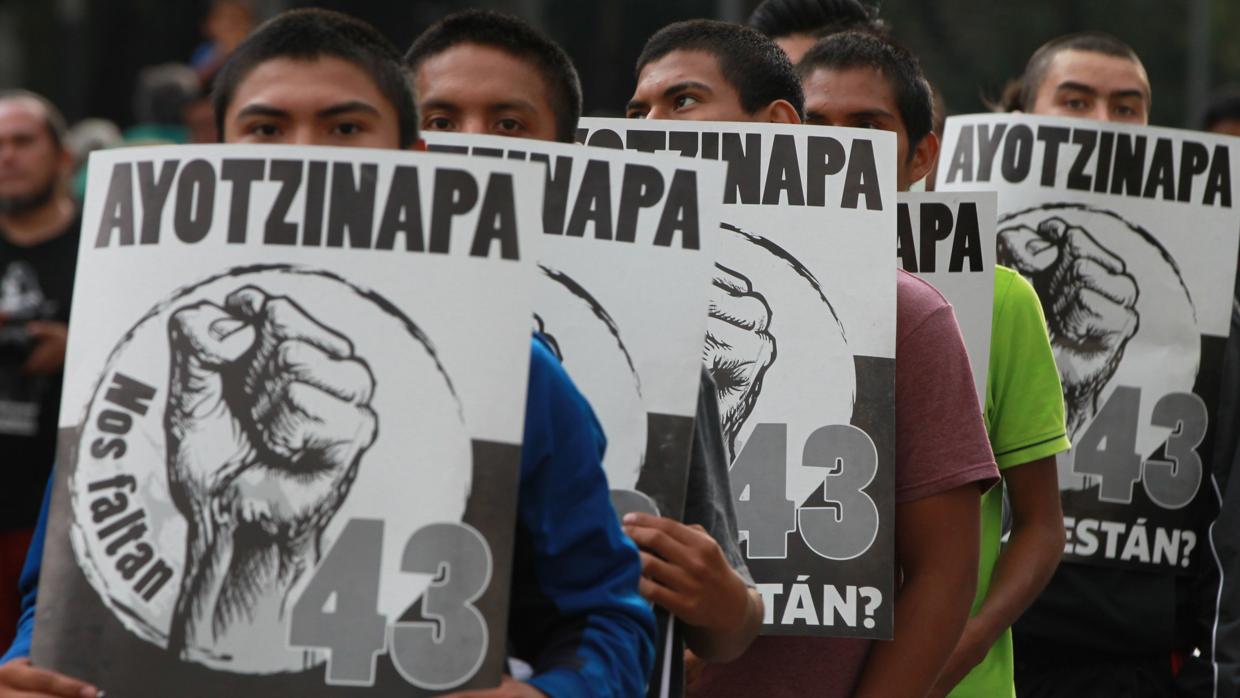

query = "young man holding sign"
[[625, 20, 997, 698], [795, 30, 1070, 698], [406, 8, 764, 675], [1004, 32, 1195, 698], [0, 9, 655, 698]]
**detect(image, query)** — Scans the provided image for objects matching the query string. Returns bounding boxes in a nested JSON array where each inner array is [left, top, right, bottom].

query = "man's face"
[[802, 65, 931, 191], [416, 43, 559, 142], [223, 56, 403, 148], [0, 99, 65, 212], [627, 50, 753, 122], [776, 33, 817, 65], [1029, 49, 1151, 125]]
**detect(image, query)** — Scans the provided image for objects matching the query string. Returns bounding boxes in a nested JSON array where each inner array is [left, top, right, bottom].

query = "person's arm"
[[852, 484, 981, 698], [0, 474, 102, 698], [501, 338, 656, 698], [2, 479, 48, 665], [622, 513, 761, 662], [930, 456, 1064, 696]]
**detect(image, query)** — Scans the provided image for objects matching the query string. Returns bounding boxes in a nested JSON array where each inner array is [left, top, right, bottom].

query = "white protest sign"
[[578, 118, 898, 639], [33, 144, 542, 695], [423, 132, 725, 521], [938, 113, 1240, 571], [897, 191, 997, 402]]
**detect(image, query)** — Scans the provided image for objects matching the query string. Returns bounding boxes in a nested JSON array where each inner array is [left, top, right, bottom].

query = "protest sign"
[[424, 132, 725, 697], [32, 144, 542, 695], [578, 118, 898, 639], [938, 113, 1240, 571], [897, 191, 997, 402], [425, 132, 725, 522]]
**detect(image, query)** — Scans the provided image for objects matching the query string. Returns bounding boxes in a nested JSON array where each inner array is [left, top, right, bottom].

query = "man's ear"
[[907, 130, 940, 185], [411, 137, 427, 152], [763, 99, 802, 125]]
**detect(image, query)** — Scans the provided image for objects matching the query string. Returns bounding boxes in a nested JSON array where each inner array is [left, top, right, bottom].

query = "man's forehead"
[[804, 65, 896, 107], [1045, 49, 1150, 97], [0, 98, 48, 127], [418, 43, 551, 102], [234, 56, 388, 106], [637, 49, 726, 91]]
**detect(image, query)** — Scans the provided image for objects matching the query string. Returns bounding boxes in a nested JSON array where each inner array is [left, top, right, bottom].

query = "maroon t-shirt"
[[690, 270, 998, 698]]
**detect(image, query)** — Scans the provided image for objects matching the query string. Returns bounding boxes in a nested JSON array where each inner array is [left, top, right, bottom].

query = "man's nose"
[[454, 115, 489, 136], [287, 125, 322, 146]]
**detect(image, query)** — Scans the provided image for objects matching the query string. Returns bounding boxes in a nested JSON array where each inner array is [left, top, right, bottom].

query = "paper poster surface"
[[579, 118, 898, 639], [424, 132, 725, 522], [938, 113, 1240, 572], [423, 132, 725, 698], [897, 191, 997, 402], [32, 144, 541, 696]]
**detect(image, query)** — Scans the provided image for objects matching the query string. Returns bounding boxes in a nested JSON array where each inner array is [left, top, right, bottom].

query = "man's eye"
[[626, 108, 648, 119], [250, 123, 280, 137], [333, 122, 363, 136], [495, 118, 522, 132], [673, 94, 700, 109], [1114, 104, 1136, 116], [1064, 98, 1088, 111], [857, 121, 880, 130], [425, 116, 454, 131]]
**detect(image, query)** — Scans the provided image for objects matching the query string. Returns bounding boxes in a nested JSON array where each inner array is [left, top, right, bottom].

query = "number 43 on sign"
[[730, 423, 880, 561], [288, 519, 493, 691]]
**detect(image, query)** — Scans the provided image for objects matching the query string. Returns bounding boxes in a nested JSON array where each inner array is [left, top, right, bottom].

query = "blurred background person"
[[125, 62, 200, 144], [190, 0, 258, 82], [0, 90, 78, 651], [63, 117, 120, 201]]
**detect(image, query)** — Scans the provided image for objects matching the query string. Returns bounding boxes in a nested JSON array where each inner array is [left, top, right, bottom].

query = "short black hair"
[[212, 8, 418, 148], [1017, 32, 1146, 113], [0, 89, 68, 151], [798, 31, 934, 153], [747, 0, 884, 40], [1203, 87, 1240, 131], [406, 10, 582, 144], [637, 20, 804, 118]]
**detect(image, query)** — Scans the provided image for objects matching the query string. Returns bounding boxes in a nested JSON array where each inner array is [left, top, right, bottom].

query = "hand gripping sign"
[[578, 118, 898, 639], [33, 144, 542, 695], [937, 114, 1240, 572]]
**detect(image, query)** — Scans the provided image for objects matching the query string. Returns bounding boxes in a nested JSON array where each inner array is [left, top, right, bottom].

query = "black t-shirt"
[[0, 218, 79, 530]]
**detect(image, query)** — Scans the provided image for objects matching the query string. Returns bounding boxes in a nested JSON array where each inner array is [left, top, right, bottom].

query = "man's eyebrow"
[[234, 104, 289, 120], [1055, 81, 1099, 96], [625, 98, 649, 113], [420, 98, 461, 113], [848, 108, 896, 120], [626, 81, 714, 113], [487, 99, 539, 114], [1108, 88, 1150, 102], [317, 101, 382, 119], [664, 81, 713, 98]]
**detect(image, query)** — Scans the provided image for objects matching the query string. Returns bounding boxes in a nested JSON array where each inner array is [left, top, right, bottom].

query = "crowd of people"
[[0, 0, 1237, 696]]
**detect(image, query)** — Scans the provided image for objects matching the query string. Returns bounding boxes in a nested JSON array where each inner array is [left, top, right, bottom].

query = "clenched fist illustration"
[[997, 217, 1139, 437], [704, 264, 776, 457], [165, 285, 377, 658]]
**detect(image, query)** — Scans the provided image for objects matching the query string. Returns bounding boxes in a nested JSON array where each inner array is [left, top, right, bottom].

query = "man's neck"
[[0, 195, 75, 247]]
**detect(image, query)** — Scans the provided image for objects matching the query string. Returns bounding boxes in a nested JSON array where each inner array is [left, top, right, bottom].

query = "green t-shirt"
[[948, 266, 1071, 698]]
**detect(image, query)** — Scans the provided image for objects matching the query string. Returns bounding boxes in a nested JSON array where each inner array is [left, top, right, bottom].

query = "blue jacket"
[[3, 337, 655, 697]]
